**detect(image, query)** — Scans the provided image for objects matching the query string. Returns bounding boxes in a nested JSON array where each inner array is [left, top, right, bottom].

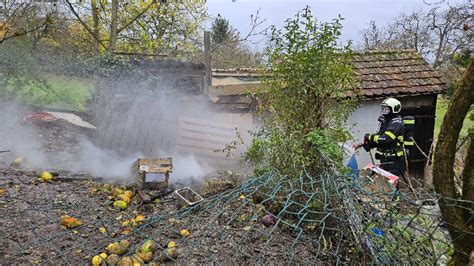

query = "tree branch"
[[211, 8, 269, 52], [116, 0, 157, 35], [65, 0, 107, 50], [0, 17, 48, 44], [423, 0, 445, 5]]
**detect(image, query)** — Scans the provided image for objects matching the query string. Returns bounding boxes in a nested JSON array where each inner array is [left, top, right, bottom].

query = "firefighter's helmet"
[[381, 97, 401, 115]]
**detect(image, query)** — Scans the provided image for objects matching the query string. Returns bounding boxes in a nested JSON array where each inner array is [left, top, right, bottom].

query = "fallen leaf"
[[135, 214, 145, 222], [180, 229, 190, 237], [99, 227, 107, 234], [167, 241, 177, 248], [124, 190, 133, 198], [121, 228, 131, 235], [60, 215, 83, 229], [136, 251, 153, 263]]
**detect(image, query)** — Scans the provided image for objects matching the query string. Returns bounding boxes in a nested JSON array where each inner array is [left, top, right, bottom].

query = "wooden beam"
[[204, 31, 211, 94]]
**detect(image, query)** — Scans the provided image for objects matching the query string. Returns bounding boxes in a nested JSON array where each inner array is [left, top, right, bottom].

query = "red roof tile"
[[354, 50, 446, 97], [211, 50, 446, 98]]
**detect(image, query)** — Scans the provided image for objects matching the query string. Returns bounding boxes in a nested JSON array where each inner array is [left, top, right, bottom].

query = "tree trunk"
[[433, 58, 474, 264], [108, 0, 118, 52], [461, 136, 473, 223], [91, 0, 100, 52]]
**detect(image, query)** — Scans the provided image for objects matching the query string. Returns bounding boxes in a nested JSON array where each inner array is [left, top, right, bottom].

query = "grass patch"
[[4, 74, 94, 111], [435, 96, 473, 139]]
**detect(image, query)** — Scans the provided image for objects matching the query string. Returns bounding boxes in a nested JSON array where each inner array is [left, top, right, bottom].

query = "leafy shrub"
[[246, 7, 358, 176]]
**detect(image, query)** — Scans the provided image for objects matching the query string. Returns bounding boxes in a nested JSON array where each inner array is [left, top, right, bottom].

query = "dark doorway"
[[401, 97, 437, 181]]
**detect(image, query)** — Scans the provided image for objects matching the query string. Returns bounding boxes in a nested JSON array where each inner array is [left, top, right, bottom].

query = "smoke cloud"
[[0, 103, 49, 168], [0, 95, 235, 184], [0, 53, 254, 184]]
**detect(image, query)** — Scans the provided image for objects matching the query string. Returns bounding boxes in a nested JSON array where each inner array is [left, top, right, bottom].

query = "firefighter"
[[355, 97, 406, 184]]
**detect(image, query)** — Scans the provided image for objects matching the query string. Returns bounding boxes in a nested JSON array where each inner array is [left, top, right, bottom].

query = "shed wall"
[[347, 95, 436, 181]]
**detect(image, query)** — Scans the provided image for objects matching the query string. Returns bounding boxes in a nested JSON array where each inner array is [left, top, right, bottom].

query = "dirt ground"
[[0, 118, 419, 264], [0, 166, 341, 264], [0, 112, 336, 264]]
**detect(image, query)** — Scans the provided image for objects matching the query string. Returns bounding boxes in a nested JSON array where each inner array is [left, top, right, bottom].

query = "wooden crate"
[[132, 158, 172, 189]]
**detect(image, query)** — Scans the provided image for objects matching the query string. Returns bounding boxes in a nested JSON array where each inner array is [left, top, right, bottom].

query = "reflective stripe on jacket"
[[369, 116, 405, 158]]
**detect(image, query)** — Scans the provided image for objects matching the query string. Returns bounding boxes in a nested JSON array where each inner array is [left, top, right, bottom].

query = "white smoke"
[[0, 103, 48, 168], [71, 138, 141, 179], [73, 138, 214, 183], [170, 154, 214, 183]]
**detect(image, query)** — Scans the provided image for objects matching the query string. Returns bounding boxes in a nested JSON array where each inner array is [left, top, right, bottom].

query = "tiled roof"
[[211, 50, 446, 98], [353, 50, 446, 97]]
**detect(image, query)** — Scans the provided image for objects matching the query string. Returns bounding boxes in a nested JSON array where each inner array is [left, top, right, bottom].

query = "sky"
[[206, 0, 468, 50]]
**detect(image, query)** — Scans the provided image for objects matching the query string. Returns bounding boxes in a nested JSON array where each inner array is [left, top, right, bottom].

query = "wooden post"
[[204, 31, 211, 94]]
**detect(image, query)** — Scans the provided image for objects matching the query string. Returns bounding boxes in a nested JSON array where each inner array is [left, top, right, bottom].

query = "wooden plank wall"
[[175, 116, 239, 167]]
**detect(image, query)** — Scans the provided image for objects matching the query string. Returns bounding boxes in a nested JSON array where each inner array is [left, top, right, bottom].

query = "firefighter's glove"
[[362, 133, 372, 151], [377, 115, 386, 124], [363, 144, 372, 152]]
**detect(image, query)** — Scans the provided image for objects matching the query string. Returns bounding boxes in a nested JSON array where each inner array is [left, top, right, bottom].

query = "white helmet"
[[381, 97, 401, 115]]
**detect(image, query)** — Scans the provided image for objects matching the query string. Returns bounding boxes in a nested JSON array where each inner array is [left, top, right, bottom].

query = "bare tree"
[[210, 10, 268, 68], [426, 5, 472, 68], [361, 20, 386, 50], [359, 3, 472, 69]]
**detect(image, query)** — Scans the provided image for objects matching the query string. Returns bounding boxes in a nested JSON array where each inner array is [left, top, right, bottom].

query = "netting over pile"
[[0, 167, 470, 264]]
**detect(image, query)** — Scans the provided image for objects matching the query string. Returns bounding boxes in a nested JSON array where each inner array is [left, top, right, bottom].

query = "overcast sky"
[[206, 0, 468, 49]]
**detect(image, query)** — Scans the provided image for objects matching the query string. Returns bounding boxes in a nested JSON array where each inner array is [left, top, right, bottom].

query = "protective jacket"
[[366, 115, 405, 161]]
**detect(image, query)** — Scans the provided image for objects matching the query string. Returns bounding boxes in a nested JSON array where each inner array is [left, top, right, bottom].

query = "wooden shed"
[[208, 49, 447, 180]]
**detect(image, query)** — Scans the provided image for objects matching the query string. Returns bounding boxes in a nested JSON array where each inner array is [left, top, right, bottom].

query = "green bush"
[[4, 75, 94, 111], [306, 128, 348, 164], [246, 7, 358, 176]]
